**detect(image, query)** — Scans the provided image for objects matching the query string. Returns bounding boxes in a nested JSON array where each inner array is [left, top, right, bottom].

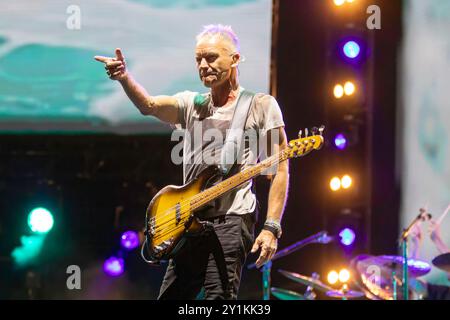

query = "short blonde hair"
[[196, 24, 240, 53]]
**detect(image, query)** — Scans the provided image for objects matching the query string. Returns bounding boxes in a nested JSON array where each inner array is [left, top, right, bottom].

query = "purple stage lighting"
[[103, 257, 124, 277], [121, 231, 139, 250], [334, 134, 347, 150], [343, 41, 361, 59], [339, 228, 356, 246]]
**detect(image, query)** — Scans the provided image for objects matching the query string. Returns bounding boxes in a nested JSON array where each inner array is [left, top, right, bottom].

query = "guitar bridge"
[[153, 238, 175, 256], [146, 218, 156, 238]]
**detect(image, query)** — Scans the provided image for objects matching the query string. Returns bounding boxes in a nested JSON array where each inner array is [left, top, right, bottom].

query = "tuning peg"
[[318, 125, 325, 136], [311, 127, 318, 135], [304, 128, 309, 137], [298, 129, 302, 138]]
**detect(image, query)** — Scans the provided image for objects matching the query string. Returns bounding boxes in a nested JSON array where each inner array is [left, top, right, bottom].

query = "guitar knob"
[[319, 125, 325, 136]]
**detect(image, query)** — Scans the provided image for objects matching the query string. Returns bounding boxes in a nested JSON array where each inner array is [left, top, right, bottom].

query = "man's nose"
[[199, 58, 209, 69]]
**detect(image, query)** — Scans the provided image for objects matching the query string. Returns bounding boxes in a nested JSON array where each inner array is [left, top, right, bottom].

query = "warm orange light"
[[328, 270, 339, 284], [341, 175, 353, 189], [339, 269, 350, 283], [330, 177, 341, 191], [333, 84, 344, 99], [344, 81, 356, 96], [333, 0, 346, 6]]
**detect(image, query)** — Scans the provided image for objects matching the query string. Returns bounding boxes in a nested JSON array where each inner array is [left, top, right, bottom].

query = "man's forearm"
[[119, 74, 153, 115], [266, 161, 289, 223]]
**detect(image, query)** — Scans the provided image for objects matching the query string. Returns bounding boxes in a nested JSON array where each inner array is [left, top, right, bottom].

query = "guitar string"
[[149, 147, 290, 232], [150, 136, 315, 226], [149, 150, 287, 239], [149, 144, 316, 242], [147, 139, 317, 229], [147, 137, 321, 240], [151, 144, 321, 244], [149, 143, 317, 241], [148, 146, 289, 228], [149, 146, 310, 242]]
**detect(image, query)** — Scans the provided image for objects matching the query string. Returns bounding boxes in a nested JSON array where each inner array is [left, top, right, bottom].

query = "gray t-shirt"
[[173, 86, 285, 216]]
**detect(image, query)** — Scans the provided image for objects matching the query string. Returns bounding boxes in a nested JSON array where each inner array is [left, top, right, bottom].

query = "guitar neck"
[[190, 148, 290, 211]]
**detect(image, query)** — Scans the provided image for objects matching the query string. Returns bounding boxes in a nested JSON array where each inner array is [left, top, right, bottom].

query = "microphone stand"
[[397, 209, 431, 300], [247, 231, 332, 300]]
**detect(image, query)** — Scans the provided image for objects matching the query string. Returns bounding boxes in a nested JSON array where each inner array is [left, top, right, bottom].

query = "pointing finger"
[[94, 55, 114, 63]]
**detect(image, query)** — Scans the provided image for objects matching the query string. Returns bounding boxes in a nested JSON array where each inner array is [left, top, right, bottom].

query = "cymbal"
[[357, 255, 431, 278], [326, 288, 365, 299], [271, 287, 307, 300], [432, 252, 450, 273], [351, 255, 431, 300], [278, 269, 333, 292]]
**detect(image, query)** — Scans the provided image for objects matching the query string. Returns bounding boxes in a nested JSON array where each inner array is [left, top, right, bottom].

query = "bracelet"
[[265, 219, 281, 227], [263, 220, 282, 239]]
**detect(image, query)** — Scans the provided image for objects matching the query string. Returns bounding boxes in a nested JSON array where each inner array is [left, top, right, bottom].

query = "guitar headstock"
[[287, 125, 325, 159]]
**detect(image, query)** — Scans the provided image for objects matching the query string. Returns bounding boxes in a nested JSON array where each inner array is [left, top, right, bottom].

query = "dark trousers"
[[157, 214, 255, 300]]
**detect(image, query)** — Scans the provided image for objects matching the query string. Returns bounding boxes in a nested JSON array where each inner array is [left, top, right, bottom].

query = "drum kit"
[[273, 269, 365, 300], [269, 253, 450, 300], [262, 207, 450, 300]]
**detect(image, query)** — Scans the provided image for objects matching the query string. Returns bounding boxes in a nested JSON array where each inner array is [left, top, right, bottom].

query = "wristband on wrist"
[[263, 220, 282, 239]]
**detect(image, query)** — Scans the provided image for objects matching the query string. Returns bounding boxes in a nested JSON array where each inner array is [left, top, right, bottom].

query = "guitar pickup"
[[175, 203, 181, 224]]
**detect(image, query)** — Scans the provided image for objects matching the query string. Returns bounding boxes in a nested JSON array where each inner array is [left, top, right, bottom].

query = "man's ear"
[[231, 53, 240, 68]]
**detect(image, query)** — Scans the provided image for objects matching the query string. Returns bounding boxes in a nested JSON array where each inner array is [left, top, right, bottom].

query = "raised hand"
[[94, 48, 128, 81]]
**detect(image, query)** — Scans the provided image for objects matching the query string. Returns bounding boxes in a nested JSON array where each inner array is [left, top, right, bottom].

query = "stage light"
[[327, 270, 339, 284], [28, 207, 54, 234], [11, 234, 46, 267], [333, 0, 345, 6], [344, 81, 356, 96], [339, 228, 356, 246], [330, 177, 341, 191], [339, 269, 350, 283], [334, 134, 347, 150], [341, 175, 352, 189], [121, 231, 139, 250], [343, 41, 360, 59], [333, 84, 344, 99], [103, 257, 124, 277]]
